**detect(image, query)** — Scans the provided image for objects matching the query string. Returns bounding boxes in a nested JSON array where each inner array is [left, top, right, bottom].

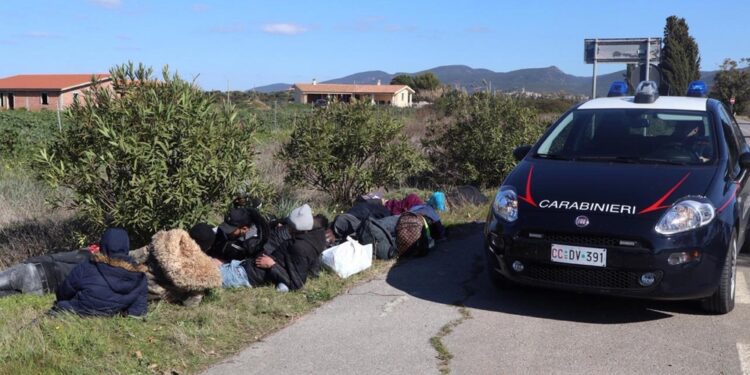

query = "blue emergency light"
[[607, 81, 629, 97], [687, 80, 708, 97]]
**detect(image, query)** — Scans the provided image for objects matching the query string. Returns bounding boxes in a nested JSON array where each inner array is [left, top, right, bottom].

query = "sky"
[[1, 0, 748, 91]]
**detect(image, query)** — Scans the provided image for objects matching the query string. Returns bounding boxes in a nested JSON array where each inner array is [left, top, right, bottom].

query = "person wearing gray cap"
[[220, 204, 328, 292]]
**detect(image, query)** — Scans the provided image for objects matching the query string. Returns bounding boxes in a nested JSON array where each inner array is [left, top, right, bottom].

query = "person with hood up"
[[53, 228, 148, 317], [221, 204, 328, 292], [129, 223, 222, 307]]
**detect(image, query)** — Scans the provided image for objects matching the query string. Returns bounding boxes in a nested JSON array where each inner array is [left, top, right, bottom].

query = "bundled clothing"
[[0, 248, 94, 298], [53, 228, 148, 317], [385, 193, 424, 215], [243, 227, 327, 290], [130, 228, 222, 307]]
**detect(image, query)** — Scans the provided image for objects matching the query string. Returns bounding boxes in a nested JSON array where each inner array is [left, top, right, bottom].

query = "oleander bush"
[[37, 62, 270, 246]]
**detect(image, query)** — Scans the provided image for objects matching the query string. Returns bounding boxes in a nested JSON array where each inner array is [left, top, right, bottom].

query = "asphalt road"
[[205, 223, 750, 375]]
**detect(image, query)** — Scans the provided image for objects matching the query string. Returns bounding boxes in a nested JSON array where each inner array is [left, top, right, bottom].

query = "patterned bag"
[[396, 212, 433, 257]]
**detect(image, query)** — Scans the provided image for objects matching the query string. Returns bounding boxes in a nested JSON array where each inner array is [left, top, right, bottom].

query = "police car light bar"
[[607, 81, 629, 97], [687, 80, 708, 97], [634, 81, 659, 104]]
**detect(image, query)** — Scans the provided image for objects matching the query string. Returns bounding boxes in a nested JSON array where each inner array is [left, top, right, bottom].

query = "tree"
[[390, 73, 440, 91], [711, 58, 750, 114], [413, 72, 440, 91], [660, 16, 701, 95], [37, 62, 269, 245], [424, 91, 546, 187], [279, 101, 426, 205], [390, 74, 414, 88]]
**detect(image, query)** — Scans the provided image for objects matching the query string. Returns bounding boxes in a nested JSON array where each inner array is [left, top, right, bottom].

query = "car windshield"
[[535, 109, 716, 165]]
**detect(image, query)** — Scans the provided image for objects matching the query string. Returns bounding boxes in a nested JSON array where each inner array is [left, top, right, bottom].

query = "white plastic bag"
[[320, 237, 373, 278]]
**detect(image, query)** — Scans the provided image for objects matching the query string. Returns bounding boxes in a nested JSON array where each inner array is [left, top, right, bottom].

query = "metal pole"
[[591, 39, 598, 99], [645, 38, 650, 81]]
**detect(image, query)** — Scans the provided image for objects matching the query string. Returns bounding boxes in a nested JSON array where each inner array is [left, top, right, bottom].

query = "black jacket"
[[346, 201, 391, 221], [243, 228, 327, 290]]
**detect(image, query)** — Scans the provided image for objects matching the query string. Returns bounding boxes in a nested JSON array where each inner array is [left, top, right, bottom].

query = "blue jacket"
[[54, 228, 148, 317]]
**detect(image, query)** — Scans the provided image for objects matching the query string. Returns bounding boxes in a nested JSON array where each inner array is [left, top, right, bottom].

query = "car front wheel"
[[701, 231, 738, 314]]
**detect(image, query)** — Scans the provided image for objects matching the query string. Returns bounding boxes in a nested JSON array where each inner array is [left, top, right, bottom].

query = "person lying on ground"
[[332, 194, 393, 238], [129, 223, 222, 307], [220, 204, 328, 292], [52, 227, 148, 317], [0, 244, 100, 298], [209, 207, 269, 262]]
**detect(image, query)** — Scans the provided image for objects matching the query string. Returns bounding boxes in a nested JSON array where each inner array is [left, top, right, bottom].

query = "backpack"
[[396, 212, 434, 258], [356, 216, 397, 260]]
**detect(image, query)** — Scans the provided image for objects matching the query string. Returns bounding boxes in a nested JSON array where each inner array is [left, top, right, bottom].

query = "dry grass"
[[0, 167, 87, 269]]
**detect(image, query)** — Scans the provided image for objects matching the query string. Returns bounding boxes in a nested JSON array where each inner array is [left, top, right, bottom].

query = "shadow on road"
[[386, 222, 718, 325]]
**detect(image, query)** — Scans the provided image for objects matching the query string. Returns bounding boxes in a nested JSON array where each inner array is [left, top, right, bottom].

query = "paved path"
[[205, 223, 750, 375]]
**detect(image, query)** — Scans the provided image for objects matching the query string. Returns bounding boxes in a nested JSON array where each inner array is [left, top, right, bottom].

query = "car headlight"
[[655, 199, 715, 235], [493, 187, 518, 222]]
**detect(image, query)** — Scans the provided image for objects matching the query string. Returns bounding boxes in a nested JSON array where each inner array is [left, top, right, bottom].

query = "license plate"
[[550, 244, 606, 267]]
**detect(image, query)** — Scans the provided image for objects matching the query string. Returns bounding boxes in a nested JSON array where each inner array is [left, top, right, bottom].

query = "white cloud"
[[262, 23, 308, 35], [89, 0, 121, 9]]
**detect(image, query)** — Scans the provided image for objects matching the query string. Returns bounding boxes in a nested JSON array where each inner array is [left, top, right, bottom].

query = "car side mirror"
[[513, 145, 532, 161], [740, 152, 750, 169]]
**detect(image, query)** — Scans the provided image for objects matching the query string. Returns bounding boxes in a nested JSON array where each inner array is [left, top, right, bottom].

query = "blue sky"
[[1, 0, 748, 90]]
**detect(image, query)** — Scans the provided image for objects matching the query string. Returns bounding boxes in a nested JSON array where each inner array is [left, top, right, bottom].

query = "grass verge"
[[0, 260, 393, 375]]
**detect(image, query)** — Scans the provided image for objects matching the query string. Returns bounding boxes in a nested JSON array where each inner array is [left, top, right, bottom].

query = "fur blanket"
[[149, 229, 221, 291]]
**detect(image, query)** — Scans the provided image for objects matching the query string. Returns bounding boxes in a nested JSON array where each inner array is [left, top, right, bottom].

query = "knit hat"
[[288, 204, 313, 231], [189, 222, 216, 252]]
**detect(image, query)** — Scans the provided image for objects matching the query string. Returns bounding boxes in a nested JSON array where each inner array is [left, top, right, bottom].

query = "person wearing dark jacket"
[[209, 207, 269, 261], [220, 204, 327, 292], [53, 228, 148, 317], [0, 246, 98, 298]]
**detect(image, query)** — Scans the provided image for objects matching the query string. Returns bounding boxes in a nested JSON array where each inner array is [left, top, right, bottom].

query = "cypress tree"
[[659, 16, 701, 95]]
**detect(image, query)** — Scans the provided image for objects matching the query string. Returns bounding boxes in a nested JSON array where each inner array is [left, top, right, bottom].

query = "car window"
[[536, 109, 715, 165], [719, 106, 741, 177]]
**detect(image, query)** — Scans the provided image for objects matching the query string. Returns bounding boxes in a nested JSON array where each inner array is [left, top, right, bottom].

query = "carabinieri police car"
[[485, 80, 749, 314]]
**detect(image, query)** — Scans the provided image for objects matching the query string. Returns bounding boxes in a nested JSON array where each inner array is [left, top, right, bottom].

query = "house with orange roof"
[[0, 74, 112, 111], [292, 80, 415, 107]]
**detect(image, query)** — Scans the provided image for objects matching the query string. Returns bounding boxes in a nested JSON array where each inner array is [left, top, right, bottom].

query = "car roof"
[[577, 96, 708, 111]]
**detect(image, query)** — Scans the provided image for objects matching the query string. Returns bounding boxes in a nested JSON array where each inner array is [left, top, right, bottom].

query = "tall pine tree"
[[660, 16, 701, 95]]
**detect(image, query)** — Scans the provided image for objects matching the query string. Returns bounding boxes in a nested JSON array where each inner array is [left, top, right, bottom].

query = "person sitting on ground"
[[52, 228, 148, 317], [129, 223, 222, 307], [0, 244, 100, 298], [209, 207, 269, 262], [220, 204, 328, 292]]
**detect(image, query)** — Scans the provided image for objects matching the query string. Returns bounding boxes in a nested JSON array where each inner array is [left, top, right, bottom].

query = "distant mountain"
[[253, 65, 723, 96], [251, 83, 291, 93]]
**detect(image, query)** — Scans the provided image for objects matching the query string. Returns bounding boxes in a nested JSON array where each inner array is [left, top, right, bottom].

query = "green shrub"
[[424, 91, 546, 187], [37, 62, 269, 245], [0, 111, 57, 164], [278, 101, 426, 205]]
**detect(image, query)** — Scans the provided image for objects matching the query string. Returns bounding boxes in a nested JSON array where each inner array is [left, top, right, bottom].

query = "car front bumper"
[[484, 213, 730, 300]]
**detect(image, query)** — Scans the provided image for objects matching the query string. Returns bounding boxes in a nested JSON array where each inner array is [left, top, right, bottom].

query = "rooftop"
[[293, 83, 414, 94], [0, 74, 111, 91], [578, 96, 709, 111]]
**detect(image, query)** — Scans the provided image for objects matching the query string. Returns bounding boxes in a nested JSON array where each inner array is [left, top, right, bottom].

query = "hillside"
[[252, 64, 722, 97]]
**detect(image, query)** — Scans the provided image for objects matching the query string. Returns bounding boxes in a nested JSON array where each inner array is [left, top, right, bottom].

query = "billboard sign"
[[584, 38, 661, 64]]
